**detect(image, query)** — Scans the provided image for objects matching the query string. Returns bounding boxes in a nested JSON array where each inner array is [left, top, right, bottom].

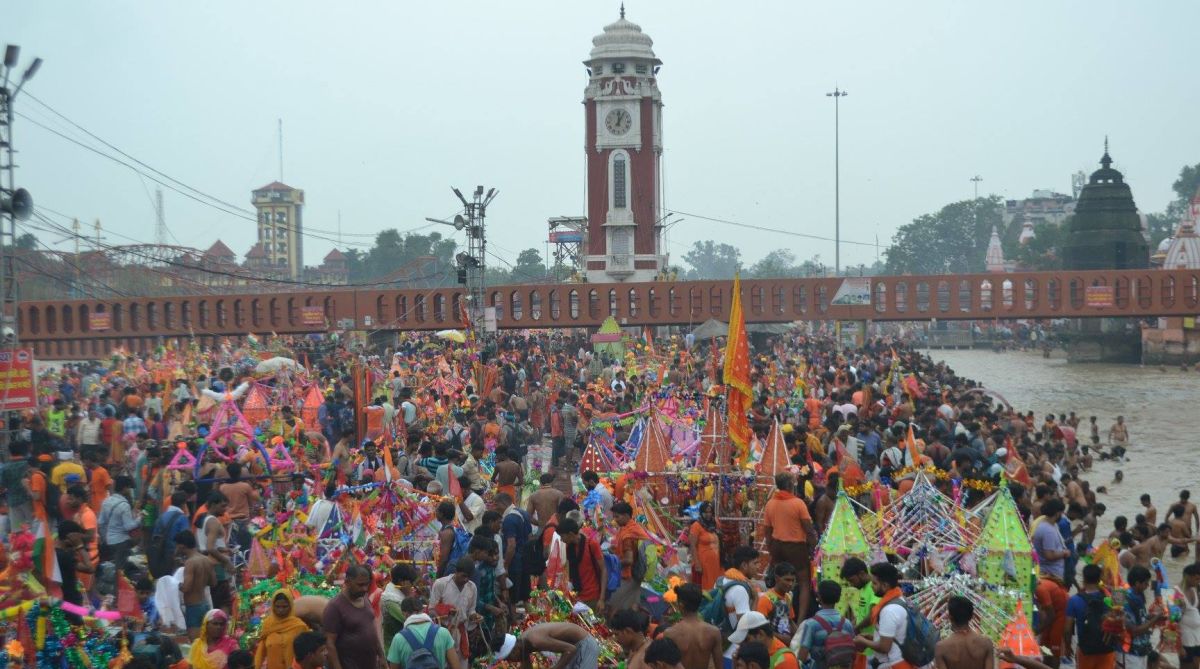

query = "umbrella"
[[435, 329, 467, 343]]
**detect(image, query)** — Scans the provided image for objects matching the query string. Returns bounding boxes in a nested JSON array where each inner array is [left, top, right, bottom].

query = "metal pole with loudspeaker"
[[0, 44, 42, 455]]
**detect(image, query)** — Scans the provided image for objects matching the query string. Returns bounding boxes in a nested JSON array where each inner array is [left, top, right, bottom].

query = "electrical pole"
[[431, 187, 498, 348], [826, 87, 848, 276], [154, 187, 166, 245], [0, 44, 42, 454]]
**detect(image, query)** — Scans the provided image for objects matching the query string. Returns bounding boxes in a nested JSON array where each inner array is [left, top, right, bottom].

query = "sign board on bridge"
[[1085, 285, 1114, 308], [301, 306, 325, 327], [0, 349, 36, 411], [831, 278, 871, 306], [89, 312, 111, 331]]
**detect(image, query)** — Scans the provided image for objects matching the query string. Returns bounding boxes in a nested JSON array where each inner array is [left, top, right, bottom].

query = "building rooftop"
[[204, 240, 236, 259]]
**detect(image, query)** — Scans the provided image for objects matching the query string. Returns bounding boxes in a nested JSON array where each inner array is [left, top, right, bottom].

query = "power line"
[[662, 208, 879, 247], [16, 111, 376, 249], [29, 210, 457, 290]]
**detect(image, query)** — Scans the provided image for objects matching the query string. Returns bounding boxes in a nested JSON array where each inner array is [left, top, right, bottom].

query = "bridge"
[[15, 268, 1200, 359]]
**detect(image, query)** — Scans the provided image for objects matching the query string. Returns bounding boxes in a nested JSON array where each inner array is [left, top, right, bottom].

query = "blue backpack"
[[603, 552, 622, 595], [442, 527, 474, 576]]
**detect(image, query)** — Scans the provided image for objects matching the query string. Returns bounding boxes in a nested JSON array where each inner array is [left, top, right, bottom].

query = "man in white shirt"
[[853, 562, 908, 669], [457, 485, 486, 534], [76, 407, 103, 450], [429, 557, 480, 654]]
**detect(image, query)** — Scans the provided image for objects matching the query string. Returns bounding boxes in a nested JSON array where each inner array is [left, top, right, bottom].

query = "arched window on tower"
[[612, 152, 628, 209]]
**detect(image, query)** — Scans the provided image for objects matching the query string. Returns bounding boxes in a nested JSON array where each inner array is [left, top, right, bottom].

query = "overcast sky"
[[7, 0, 1199, 273]]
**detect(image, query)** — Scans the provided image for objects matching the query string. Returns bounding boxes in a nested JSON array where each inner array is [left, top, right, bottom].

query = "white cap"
[[495, 634, 518, 661], [727, 611, 770, 644]]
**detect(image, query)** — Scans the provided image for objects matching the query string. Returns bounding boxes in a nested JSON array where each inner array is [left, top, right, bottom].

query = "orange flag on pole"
[[723, 274, 753, 463]]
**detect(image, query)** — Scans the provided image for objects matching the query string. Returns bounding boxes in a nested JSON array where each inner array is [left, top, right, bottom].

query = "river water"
[[931, 348, 1200, 582]]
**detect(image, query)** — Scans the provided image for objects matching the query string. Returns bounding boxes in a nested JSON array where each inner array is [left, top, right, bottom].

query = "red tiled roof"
[[245, 243, 268, 259], [204, 240, 236, 258], [324, 248, 346, 262]]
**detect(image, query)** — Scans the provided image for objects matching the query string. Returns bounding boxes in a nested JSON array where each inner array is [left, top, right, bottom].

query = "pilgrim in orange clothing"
[[688, 501, 721, 590]]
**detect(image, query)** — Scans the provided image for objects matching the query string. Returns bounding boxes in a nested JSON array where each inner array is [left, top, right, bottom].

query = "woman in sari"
[[254, 590, 310, 669], [688, 501, 721, 590], [188, 609, 240, 669]]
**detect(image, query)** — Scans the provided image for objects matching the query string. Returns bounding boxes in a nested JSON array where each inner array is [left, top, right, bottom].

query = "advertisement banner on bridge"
[[0, 349, 36, 411], [831, 278, 871, 306], [301, 306, 326, 327], [89, 312, 111, 331], [1085, 285, 1114, 308]]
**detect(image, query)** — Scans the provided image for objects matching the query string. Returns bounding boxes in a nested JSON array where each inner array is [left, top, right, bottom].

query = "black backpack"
[[447, 426, 466, 451], [148, 508, 184, 578], [1077, 591, 1115, 655], [400, 625, 442, 669]]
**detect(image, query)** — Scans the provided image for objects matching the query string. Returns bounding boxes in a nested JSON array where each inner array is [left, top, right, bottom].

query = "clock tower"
[[583, 6, 665, 283]]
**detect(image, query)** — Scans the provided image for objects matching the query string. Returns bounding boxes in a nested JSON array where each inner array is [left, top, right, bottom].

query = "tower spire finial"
[[620, 2, 625, 19], [1105, 135, 1109, 154]]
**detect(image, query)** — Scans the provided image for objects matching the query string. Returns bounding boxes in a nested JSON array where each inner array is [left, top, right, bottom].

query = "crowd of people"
[[0, 326, 1194, 669]]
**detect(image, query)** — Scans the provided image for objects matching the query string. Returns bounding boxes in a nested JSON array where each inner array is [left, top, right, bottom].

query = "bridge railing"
[[14, 269, 1200, 358]]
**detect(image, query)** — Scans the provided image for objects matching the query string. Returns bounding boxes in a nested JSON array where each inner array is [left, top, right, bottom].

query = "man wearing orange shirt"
[[611, 501, 651, 612], [1035, 570, 1069, 668], [83, 450, 111, 514], [727, 612, 801, 669], [65, 485, 98, 591], [762, 473, 816, 617]]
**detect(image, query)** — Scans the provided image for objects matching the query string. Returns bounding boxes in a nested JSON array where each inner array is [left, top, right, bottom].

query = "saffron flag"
[[723, 274, 753, 461]]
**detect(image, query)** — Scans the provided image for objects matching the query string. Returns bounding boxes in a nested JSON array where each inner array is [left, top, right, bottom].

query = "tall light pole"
[[0, 45, 42, 454], [826, 87, 847, 276], [971, 175, 983, 200], [428, 186, 498, 346]]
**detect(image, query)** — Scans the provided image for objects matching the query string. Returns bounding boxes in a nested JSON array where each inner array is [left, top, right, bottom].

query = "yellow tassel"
[[35, 611, 45, 649]]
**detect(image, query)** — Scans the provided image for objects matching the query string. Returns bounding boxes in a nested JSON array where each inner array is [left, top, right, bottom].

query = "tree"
[[884, 196, 1004, 275], [748, 249, 796, 278], [511, 248, 546, 282], [346, 229, 459, 285], [14, 233, 36, 250], [682, 240, 742, 280], [1011, 221, 1065, 270]]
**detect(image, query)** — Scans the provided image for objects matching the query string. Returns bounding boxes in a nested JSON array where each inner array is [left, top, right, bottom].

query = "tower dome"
[[1018, 217, 1035, 245], [587, 5, 660, 63], [1060, 142, 1149, 270]]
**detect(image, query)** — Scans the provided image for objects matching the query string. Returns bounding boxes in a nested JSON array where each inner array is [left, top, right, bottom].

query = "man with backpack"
[[698, 545, 760, 669], [792, 580, 857, 669], [610, 501, 652, 612], [386, 598, 461, 669], [852, 562, 938, 669], [1064, 564, 1118, 669], [727, 612, 800, 669]]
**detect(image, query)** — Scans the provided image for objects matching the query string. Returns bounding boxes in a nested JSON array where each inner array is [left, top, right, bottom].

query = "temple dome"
[[1060, 143, 1149, 270]]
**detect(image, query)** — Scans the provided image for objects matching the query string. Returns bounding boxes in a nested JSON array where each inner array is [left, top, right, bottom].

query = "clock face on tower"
[[605, 108, 632, 136]]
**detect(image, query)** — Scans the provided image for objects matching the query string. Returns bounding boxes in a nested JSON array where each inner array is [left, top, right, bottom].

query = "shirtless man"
[[525, 473, 565, 529], [1167, 505, 1195, 559], [517, 622, 598, 669], [1130, 523, 1193, 568], [663, 584, 722, 669], [1179, 490, 1200, 535], [331, 428, 355, 480], [610, 610, 650, 669], [1141, 494, 1157, 527], [1107, 416, 1129, 448], [811, 475, 838, 536], [934, 596, 993, 669], [178, 530, 215, 640], [493, 449, 524, 502]]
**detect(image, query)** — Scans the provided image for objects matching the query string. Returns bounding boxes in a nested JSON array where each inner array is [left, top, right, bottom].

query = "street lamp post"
[[826, 87, 848, 276], [971, 175, 983, 200], [0, 45, 42, 455]]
